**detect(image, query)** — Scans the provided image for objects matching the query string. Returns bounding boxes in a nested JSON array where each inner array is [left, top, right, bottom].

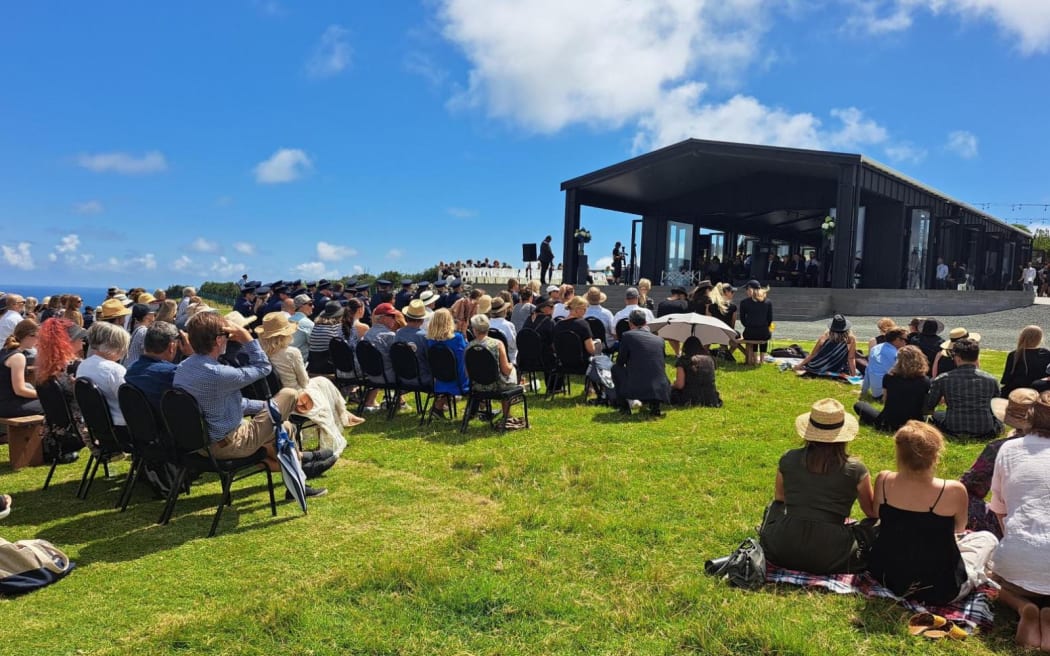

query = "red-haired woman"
[[34, 318, 90, 460]]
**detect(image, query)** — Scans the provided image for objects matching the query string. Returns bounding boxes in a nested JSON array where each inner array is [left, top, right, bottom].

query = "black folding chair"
[[159, 390, 277, 537], [487, 328, 508, 349], [73, 378, 131, 501], [328, 337, 367, 396], [462, 344, 529, 433], [36, 379, 85, 491], [390, 341, 432, 422], [355, 340, 400, 418], [585, 317, 607, 347], [615, 318, 630, 341], [515, 328, 547, 394], [117, 384, 173, 512], [425, 344, 463, 425], [552, 331, 591, 399]]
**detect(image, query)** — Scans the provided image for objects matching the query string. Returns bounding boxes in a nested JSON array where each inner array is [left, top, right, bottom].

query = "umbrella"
[[648, 312, 737, 345], [269, 400, 308, 514]]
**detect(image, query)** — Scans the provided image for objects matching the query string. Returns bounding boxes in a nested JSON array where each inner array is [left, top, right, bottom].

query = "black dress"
[[874, 374, 931, 431], [669, 355, 722, 407], [738, 297, 772, 342], [0, 349, 43, 417], [867, 480, 966, 605]]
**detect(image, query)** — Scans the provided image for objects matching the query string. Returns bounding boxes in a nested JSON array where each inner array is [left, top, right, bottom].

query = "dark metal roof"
[[562, 138, 1029, 239]]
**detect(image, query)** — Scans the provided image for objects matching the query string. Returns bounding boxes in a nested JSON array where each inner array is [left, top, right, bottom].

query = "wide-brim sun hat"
[[920, 318, 945, 336], [99, 298, 132, 319], [255, 312, 297, 338], [585, 288, 607, 304], [991, 387, 1039, 430], [795, 398, 858, 443], [1030, 392, 1050, 432], [225, 310, 256, 329], [403, 300, 427, 320], [941, 328, 981, 351], [419, 290, 439, 306], [320, 301, 345, 319]]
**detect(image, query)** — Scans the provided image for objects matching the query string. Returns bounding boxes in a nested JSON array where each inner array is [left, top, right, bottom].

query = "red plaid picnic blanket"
[[766, 564, 999, 630]]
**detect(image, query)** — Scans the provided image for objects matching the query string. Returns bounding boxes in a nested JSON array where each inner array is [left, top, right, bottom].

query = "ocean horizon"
[[0, 284, 114, 308]]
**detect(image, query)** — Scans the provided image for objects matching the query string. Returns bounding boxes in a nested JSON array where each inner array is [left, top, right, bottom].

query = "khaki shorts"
[[209, 388, 297, 459]]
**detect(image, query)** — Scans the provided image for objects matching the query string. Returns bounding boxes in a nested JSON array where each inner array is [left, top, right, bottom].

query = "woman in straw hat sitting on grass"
[[866, 421, 998, 606], [759, 398, 875, 574], [257, 312, 363, 459]]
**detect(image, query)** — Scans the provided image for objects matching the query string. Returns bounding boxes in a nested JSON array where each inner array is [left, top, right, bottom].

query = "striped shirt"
[[172, 339, 270, 441]]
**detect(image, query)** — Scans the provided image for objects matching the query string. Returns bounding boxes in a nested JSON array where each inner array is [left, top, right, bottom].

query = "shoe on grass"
[[285, 486, 328, 501]]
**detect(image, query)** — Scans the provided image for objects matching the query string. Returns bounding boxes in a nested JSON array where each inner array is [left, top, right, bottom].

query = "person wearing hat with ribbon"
[[988, 392, 1050, 650], [931, 327, 982, 378], [583, 286, 614, 338], [962, 388, 1039, 538], [394, 300, 432, 386], [924, 337, 1001, 440], [793, 314, 857, 377], [866, 421, 998, 606], [759, 398, 876, 574]]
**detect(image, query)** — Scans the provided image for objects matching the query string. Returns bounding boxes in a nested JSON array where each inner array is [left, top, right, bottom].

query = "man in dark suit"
[[612, 310, 671, 415], [394, 279, 414, 311], [539, 235, 555, 285]]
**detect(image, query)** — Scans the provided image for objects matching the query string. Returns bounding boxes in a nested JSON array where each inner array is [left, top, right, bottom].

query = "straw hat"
[[941, 327, 982, 351], [488, 297, 509, 318], [1030, 392, 1050, 432], [475, 295, 492, 316], [991, 388, 1039, 431], [419, 290, 439, 306], [99, 298, 132, 320], [224, 310, 256, 329], [254, 312, 297, 338], [795, 398, 858, 443], [403, 299, 427, 320], [585, 287, 607, 305], [136, 292, 156, 305]]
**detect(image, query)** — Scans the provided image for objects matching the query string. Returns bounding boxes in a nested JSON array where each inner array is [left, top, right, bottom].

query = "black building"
[[560, 139, 1031, 289]]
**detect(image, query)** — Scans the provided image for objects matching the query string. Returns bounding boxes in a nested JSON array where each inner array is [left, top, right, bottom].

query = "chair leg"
[[522, 394, 529, 428], [209, 474, 232, 537], [76, 454, 96, 499], [158, 467, 187, 525], [81, 456, 103, 499], [420, 393, 433, 426], [265, 469, 277, 517], [117, 457, 143, 511], [460, 397, 474, 433], [102, 460, 111, 479], [43, 457, 60, 491]]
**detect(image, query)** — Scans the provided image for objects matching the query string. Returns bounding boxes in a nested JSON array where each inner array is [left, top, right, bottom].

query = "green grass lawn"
[[0, 345, 1029, 655]]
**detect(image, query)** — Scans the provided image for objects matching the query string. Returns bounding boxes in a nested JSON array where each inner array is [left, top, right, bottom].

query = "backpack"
[[585, 354, 616, 403], [0, 538, 75, 596], [770, 344, 807, 358]]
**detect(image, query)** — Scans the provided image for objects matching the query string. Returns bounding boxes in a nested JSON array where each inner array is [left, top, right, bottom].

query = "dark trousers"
[[853, 402, 880, 427], [540, 261, 552, 285]]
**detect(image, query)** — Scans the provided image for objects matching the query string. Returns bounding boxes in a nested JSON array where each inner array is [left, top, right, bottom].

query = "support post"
[[831, 164, 860, 288], [562, 189, 581, 286]]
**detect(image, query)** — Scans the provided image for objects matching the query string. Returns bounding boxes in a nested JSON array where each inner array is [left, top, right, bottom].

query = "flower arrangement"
[[821, 216, 835, 238], [574, 228, 592, 243]]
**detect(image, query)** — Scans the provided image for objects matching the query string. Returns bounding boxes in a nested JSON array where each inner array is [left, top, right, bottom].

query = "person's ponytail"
[[3, 335, 18, 350]]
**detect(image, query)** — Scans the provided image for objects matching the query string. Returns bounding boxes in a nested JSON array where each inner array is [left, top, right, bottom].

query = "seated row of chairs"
[[37, 378, 278, 538]]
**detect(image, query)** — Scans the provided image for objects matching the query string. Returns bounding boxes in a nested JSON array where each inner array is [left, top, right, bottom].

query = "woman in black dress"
[[0, 319, 42, 418], [1001, 325, 1050, 395], [670, 338, 722, 407], [854, 345, 930, 431], [611, 242, 625, 285], [738, 281, 772, 365]]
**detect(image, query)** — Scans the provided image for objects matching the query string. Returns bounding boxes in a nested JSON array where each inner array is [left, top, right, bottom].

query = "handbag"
[[0, 538, 75, 595], [705, 537, 766, 590]]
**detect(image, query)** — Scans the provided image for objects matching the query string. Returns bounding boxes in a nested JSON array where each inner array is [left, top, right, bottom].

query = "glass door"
[[906, 209, 930, 289], [666, 221, 693, 273]]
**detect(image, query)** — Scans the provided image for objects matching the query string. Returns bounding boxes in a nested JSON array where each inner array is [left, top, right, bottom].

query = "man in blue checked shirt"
[[173, 311, 327, 498]]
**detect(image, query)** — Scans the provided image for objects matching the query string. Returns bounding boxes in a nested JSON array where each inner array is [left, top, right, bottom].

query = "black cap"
[[434, 280, 447, 288], [417, 281, 430, 289], [306, 280, 317, 288], [355, 283, 370, 292], [345, 279, 358, 287], [401, 279, 413, 286], [292, 288, 307, 297], [746, 279, 762, 290], [273, 285, 289, 295], [670, 286, 687, 296], [317, 278, 329, 286], [255, 285, 271, 294], [317, 281, 331, 291], [376, 279, 392, 286]]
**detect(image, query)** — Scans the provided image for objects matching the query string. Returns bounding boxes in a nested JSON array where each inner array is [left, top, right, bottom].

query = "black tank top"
[[867, 479, 966, 604]]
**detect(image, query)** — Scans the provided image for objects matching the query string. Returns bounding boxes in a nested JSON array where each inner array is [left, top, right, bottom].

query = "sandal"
[[923, 621, 969, 641], [0, 494, 11, 520], [907, 612, 947, 636]]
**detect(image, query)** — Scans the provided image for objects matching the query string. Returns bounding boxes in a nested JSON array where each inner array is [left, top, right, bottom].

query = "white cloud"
[[447, 207, 478, 219], [56, 234, 80, 254], [233, 241, 257, 256], [593, 255, 613, 269], [73, 200, 104, 215], [210, 256, 243, 277], [306, 25, 352, 78], [850, 0, 1050, 54], [387, 248, 404, 259], [293, 261, 339, 279], [439, 0, 768, 133], [191, 237, 219, 253], [133, 253, 158, 271], [632, 85, 891, 154], [316, 240, 356, 261], [883, 142, 928, 164], [254, 148, 313, 184], [172, 255, 194, 272], [75, 151, 168, 175], [946, 130, 979, 159], [2, 243, 34, 270], [352, 264, 364, 274]]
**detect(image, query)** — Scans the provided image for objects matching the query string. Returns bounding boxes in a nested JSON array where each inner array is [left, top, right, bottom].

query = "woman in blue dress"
[[426, 309, 469, 416]]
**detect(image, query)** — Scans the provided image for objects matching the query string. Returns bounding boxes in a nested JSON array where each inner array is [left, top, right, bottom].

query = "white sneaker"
[[629, 399, 642, 410]]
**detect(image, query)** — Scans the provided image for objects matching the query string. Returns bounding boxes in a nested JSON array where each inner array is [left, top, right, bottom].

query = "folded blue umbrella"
[[269, 400, 308, 514]]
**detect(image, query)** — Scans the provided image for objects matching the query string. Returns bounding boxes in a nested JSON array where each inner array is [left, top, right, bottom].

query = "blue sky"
[[2, 1, 1049, 288]]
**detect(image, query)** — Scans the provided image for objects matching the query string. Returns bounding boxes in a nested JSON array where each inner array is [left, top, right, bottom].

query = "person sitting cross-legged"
[[860, 327, 908, 400], [923, 337, 1002, 440], [669, 337, 722, 408], [611, 310, 671, 416], [854, 345, 930, 432], [172, 311, 326, 498]]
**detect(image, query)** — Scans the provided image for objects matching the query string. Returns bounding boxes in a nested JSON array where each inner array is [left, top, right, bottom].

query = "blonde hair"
[[894, 420, 944, 472], [527, 279, 541, 295], [156, 299, 178, 324], [260, 332, 293, 358], [1011, 325, 1044, 375], [710, 283, 732, 314], [876, 317, 896, 334], [427, 308, 454, 341], [751, 286, 769, 302], [566, 296, 588, 313]]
